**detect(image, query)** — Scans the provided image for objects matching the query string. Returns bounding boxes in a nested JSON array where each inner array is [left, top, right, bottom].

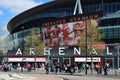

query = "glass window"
[[100, 18, 120, 27], [116, 3, 120, 10]]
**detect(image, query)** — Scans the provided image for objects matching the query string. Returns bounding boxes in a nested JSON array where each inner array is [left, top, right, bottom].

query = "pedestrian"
[[104, 63, 109, 75], [3, 63, 9, 72], [41, 63, 45, 71], [95, 63, 99, 74], [27, 63, 31, 72], [64, 65, 67, 73], [0, 64, 3, 70], [55, 63, 60, 75], [17, 63, 21, 72], [8, 63, 13, 71], [70, 65, 74, 75], [45, 63, 49, 74]]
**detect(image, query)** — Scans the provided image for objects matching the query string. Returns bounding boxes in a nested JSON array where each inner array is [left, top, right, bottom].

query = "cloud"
[[0, 26, 8, 40], [0, 10, 3, 16], [0, 0, 43, 14], [0, 35, 6, 41]]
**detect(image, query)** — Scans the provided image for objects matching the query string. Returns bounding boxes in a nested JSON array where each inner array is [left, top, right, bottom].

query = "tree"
[[80, 19, 105, 55], [24, 28, 45, 56], [0, 50, 3, 54]]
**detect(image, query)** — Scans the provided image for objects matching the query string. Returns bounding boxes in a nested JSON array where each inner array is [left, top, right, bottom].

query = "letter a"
[[16, 48, 22, 55]]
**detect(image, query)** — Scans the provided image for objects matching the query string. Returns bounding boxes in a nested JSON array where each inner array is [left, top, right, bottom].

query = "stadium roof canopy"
[[7, 0, 119, 33]]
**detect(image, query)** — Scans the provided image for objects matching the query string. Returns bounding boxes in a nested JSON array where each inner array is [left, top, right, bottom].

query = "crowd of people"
[[0, 63, 13, 72], [0, 62, 110, 75], [45, 63, 77, 75], [0, 62, 45, 72], [44, 62, 110, 75]]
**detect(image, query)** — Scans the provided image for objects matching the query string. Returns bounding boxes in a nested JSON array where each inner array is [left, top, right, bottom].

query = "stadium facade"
[[2, 0, 120, 68]]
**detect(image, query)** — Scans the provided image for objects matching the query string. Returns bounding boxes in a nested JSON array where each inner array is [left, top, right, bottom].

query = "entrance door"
[[105, 58, 114, 68], [63, 58, 71, 66], [52, 58, 59, 66]]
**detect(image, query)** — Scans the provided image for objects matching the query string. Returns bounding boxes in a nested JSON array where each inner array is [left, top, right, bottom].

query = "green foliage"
[[80, 19, 105, 54], [24, 28, 45, 56], [0, 50, 3, 54]]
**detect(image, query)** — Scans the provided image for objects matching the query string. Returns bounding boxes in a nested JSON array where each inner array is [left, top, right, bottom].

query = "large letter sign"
[[44, 48, 52, 55], [59, 47, 65, 55], [16, 48, 22, 55], [30, 48, 35, 55], [74, 47, 81, 55], [107, 46, 112, 55]]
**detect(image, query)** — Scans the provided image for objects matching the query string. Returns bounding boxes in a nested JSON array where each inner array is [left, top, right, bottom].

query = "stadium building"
[[2, 0, 120, 69]]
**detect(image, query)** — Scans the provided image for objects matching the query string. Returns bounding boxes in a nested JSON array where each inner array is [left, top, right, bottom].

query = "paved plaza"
[[0, 72, 35, 80], [0, 69, 120, 80]]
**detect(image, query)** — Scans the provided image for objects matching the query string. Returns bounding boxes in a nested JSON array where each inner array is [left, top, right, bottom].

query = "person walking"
[[3, 63, 9, 72], [104, 63, 109, 75], [55, 63, 60, 75], [45, 63, 49, 74], [27, 63, 31, 72], [95, 63, 99, 74]]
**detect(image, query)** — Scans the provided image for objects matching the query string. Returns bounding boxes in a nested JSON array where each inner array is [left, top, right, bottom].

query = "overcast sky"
[[0, 0, 52, 40]]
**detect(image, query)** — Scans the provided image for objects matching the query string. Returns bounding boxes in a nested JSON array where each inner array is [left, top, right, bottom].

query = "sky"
[[0, 0, 52, 41]]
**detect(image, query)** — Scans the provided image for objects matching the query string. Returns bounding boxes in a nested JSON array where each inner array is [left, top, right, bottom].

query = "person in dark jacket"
[[104, 63, 109, 75], [45, 63, 49, 74], [55, 63, 60, 74]]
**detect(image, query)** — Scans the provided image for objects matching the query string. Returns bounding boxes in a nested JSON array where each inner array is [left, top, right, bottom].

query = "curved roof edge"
[[7, 0, 56, 32], [7, 0, 120, 33], [7, 0, 76, 32]]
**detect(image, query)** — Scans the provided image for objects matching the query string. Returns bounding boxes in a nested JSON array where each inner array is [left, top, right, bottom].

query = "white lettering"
[[44, 48, 52, 55], [14, 47, 88, 56], [74, 47, 81, 55], [107, 46, 112, 55], [90, 49, 97, 55], [59, 47, 65, 55], [16, 48, 22, 55], [30, 48, 35, 55]]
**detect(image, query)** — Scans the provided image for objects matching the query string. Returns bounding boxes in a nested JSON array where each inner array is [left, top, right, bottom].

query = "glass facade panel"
[[100, 18, 120, 26], [4, 27, 41, 52]]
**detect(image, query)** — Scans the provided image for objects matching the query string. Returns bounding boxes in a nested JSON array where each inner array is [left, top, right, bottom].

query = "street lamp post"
[[115, 43, 120, 75], [90, 52, 93, 74], [21, 26, 25, 56], [46, 48, 50, 64], [90, 49, 97, 75], [117, 48, 119, 75], [21, 26, 24, 72], [85, 19, 88, 75], [47, 54, 50, 64], [116, 45, 120, 74]]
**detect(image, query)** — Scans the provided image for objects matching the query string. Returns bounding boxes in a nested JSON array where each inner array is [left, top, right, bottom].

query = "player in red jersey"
[[73, 21, 85, 45], [52, 25, 61, 46], [61, 23, 73, 46]]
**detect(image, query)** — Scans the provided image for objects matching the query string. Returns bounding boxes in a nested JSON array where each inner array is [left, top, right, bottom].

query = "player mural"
[[42, 19, 99, 47], [41, 12, 104, 49]]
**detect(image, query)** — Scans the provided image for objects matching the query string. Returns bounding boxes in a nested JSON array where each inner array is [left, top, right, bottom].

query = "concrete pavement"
[[25, 73, 120, 80], [24, 69, 120, 80], [25, 74, 63, 80], [0, 69, 120, 80], [58, 75, 120, 80], [0, 71, 35, 80], [0, 71, 63, 80]]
